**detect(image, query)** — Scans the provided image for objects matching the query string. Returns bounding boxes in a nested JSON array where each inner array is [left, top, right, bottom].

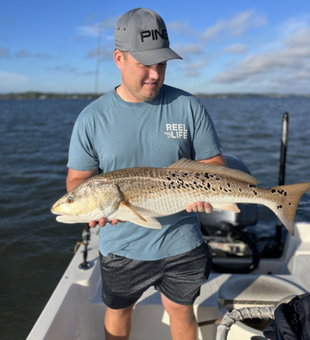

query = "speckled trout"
[[51, 159, 310, 235]]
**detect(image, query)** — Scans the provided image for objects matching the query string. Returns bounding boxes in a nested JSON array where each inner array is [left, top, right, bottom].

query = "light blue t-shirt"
[[68, 85, 222, 260]]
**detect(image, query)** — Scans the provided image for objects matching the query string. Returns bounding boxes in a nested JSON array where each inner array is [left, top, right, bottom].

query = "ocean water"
[[0, 97, 309, 340]]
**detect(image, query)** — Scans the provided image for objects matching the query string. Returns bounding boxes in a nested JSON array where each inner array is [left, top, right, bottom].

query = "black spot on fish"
[[249, 184, 257, 189], [194, 172, 200, 179], [204, 173, 210, 179], [224, 189, 228, 192], [284, 192, 287, 196], [289, 202, 292, 205], [182, 172, 188, 177], [239, 188, 242, 192], [227, 183, 231, 187], [271, 189, 276, 194], [219, 186, 223, 190], [253, 191, 258, 196], [277, 205, 283, 209], [171, 173, 177, 178], [166, 176, 171, 181], [216, 177, 220, 181]]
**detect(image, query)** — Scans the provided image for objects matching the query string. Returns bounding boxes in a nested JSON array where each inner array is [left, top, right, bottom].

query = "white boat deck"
[[27, 222, 310, 340]]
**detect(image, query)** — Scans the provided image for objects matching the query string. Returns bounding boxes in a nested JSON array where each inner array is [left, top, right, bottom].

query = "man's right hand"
[[89, 218, 124, 228]]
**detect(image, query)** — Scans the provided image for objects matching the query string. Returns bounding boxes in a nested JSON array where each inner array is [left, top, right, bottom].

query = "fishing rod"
[[274, 112, 289, 253]]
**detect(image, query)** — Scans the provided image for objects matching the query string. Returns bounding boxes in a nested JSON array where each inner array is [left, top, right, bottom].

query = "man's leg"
[[104, 304, 135, 340], [161, 293, 197, 340]]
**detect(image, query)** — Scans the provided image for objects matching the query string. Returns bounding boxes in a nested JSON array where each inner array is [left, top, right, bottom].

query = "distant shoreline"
[[1, 91, 310, 100]]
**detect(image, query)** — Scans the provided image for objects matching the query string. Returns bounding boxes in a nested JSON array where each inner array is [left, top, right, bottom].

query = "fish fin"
[[129, 217, 162, 229], [119, 202, 162, 229], [268, 182, 310, 236], [167, 158, 258, 185], [212, 203, 241, 213], [120, 201, 147, 222]]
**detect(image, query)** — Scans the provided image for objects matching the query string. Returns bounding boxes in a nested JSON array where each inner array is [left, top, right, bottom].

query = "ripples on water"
[[0, 97, 309, 339]]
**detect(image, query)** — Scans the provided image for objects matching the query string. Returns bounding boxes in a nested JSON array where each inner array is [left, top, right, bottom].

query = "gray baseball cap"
[[115, 8, 182, 66]]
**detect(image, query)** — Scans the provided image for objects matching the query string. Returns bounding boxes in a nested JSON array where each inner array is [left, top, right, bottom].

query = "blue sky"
[[1, 0, 310, 94]]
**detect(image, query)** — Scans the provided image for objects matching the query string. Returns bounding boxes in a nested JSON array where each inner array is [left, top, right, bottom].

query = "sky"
[[1, 0, 310, 95]]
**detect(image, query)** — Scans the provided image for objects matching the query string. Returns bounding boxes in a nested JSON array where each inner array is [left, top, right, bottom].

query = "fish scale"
[[51, 158, 310, 235], [110, 170, 270, 216]]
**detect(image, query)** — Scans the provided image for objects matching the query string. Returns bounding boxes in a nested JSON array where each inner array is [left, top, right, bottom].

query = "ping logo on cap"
[[140, 29, 168, 43]]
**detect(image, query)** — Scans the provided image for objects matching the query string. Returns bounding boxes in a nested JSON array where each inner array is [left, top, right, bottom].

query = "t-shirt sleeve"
[[191, 100, 222, 160], [67, 113, 99, 171]]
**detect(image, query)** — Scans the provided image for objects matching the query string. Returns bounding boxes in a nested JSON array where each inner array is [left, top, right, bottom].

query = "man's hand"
[[89, 218, 125, 228], [186, 202, 213, 214]]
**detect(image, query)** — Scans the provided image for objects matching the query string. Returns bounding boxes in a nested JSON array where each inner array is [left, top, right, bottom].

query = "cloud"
[[277, 15, 310, 38], [284, 26, 310, 48], [48, 65, 78, 73], [182, 61, 207, 77], [224, 44, 247, 54], [15, 50, 52, 59], [213, 26, 310, 88], [85, 44, 112, 60], [202, 10, 267, 41], [0, 71, 29, 92], [0, 47, 10, 58], [172, 43, 204, 58], [76, 16, 118, 37], [167, 21, 197, 37]]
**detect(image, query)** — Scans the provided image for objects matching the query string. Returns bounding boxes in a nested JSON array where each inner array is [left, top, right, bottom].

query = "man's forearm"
[[66, 178, 86, 192]]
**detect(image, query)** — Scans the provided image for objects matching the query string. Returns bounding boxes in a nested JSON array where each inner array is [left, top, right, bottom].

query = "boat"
[[25, 220, 310, 340], [26, 114, 310, 340]]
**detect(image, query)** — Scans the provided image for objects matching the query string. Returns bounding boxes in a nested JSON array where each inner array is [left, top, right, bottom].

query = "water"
[[0, 97, 309, 340]]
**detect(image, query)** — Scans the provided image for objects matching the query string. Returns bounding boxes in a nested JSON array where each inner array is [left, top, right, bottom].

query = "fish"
[[51, 159, 310, 235]]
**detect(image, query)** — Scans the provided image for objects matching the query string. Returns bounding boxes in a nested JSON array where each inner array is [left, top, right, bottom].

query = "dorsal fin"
[[167, 158, 258, 185]]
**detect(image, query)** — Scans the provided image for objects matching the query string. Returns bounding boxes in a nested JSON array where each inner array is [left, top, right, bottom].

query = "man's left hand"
[[186, 202, 213, 213]]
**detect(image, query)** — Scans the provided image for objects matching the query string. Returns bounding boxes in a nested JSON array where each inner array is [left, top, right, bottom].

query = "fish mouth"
[[55, 215, 81, 223], [50, 201, 61, 214], [51, 207, 86, 224]]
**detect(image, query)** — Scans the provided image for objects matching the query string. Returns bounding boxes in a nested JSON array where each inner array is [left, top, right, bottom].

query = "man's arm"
[[186, 153, 226, 213], [198, 153, 225, 166], [66, 168, 98, 191]]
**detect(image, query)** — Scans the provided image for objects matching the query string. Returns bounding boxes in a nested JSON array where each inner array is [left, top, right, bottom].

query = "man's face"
[[115, 51, 167, 102]]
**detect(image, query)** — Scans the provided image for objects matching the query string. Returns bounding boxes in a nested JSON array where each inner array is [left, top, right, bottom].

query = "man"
[[66, 8, 225, 340]]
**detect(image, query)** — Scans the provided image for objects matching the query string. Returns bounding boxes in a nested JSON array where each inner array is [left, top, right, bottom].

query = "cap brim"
[[129, 48, 182, 66]]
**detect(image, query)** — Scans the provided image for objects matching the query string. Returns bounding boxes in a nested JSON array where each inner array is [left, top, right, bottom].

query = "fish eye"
[[66, 197, 74, 204]]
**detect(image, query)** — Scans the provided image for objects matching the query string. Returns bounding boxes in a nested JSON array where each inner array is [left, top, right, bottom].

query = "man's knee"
[[106, 304, 135, 318], [161, 294, 194, 319]]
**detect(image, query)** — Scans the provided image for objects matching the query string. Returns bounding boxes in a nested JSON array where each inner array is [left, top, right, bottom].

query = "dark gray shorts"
[[99, 242, 212, 309]]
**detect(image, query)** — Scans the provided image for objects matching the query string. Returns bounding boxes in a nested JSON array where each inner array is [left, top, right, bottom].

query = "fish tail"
[[267, 182, 310, 236]]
